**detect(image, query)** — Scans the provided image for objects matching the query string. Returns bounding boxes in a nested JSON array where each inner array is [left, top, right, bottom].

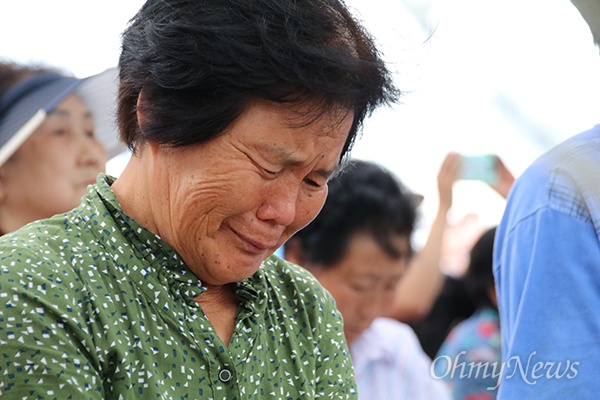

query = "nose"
[[256, 180, 299, 226], [358, 299, 380, 322], [358, 292, 390, 321], [76, 133, 107, 169]]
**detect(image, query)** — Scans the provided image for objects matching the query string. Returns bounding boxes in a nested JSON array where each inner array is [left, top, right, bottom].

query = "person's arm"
[[490, 155, 515, 199], [389, 152, 461, 322], [390, 153, 514, 323]]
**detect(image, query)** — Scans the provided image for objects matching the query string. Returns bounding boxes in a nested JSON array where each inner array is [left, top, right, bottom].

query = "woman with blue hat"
[[0, 61, 123, 235]]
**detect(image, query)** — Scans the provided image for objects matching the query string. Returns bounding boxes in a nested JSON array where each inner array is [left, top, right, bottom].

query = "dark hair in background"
[[291, 159, 418, 267], [117, 0, 399, 157], [463, 226, 497, 309]]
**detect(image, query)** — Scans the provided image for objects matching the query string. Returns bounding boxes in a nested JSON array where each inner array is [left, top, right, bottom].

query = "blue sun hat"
[[0, 67, 125, 166]]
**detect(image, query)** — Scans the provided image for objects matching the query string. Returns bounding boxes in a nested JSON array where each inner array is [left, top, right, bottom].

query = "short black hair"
[[291, 159, 419, 267], [117, 0, 399, 157], [463, 226, 497, 309]]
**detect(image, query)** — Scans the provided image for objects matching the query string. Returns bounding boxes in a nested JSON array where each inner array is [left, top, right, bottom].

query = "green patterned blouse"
[[0, 175, 357, 399]]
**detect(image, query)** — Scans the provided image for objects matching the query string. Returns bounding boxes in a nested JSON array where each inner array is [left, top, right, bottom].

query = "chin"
[[208, 256, 266, 285], [345, 332, 358, 346]]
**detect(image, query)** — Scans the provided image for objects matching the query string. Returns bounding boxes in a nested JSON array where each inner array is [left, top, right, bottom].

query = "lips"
[[346, 325, 369, 338], [229, 225, 280, 253], [80, 177, 97, 186]]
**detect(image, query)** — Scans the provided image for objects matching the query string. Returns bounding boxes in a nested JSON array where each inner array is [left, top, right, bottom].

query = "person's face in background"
[[0, 93, 107, 234], [312, 232, 410, 345]]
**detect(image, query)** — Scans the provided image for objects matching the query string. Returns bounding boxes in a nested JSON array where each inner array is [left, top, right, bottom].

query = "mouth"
[[80, 178, 97, 186], [346, 326, 367, 338], [229, 225, 279, 254]]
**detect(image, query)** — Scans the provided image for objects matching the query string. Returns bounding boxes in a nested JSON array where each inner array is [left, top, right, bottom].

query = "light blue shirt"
[[350, 318, 451, 400], [494, 125, 600, 398]]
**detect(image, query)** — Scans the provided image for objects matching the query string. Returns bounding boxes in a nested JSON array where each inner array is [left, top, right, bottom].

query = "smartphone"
[[460, 155, 498, 184]]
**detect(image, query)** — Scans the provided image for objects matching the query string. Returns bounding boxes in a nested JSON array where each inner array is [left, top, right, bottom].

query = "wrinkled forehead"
[[47, 94, 92, 117]]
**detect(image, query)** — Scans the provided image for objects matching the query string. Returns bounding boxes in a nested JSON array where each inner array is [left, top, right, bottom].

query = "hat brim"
[[77, 67, 125, 160], [0, 67, 125, 166]]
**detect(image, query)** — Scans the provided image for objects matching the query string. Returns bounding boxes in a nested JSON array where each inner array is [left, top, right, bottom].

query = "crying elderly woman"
[[0, 0, 398, 398]]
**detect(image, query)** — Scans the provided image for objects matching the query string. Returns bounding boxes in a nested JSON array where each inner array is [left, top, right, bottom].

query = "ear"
[[136, 89, 145, 131], [135, 89, 160, 156]]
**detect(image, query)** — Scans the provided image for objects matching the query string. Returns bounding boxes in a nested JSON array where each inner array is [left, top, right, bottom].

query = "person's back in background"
[[494, 1, 600, 398]]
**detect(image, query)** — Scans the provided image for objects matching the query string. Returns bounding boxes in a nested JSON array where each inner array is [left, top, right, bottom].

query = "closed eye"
[[263, 167, 278, 176], [244, 152, 279, 178], [52, 129, 68, 136], [303, 177, 322, 188], [349, 282, 373, 293]]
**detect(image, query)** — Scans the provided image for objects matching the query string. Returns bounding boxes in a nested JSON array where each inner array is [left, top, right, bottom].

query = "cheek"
[[33, 137, 78, 167], [176, 185, 228, 224], [279, 191, 327, 244], [12, 136, 48, 163], [174, 175, 254, 227], [377, 291, 397, 314], [332, 287, 364, 329], [295, 191, 328, 230], [318, 274, 353, 313], [7, 142, 61, 181]]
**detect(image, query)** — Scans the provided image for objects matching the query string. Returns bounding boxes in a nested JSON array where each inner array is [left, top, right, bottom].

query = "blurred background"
[[2, 0, 599, 273]]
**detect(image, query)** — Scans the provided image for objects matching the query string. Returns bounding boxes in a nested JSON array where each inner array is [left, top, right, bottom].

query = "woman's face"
[[145, 100, 352, 286], [312, 232, 410, 345], [0, 94, 107, 233]]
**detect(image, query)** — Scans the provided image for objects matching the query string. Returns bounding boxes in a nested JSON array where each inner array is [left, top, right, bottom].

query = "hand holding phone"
[[459, 154, 499, 185]]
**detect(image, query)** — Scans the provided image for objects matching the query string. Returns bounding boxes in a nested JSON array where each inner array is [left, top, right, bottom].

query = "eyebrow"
[[285, 159, 337, 180], [362, 271, 405, 282], [48, 109, 93, 119]]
